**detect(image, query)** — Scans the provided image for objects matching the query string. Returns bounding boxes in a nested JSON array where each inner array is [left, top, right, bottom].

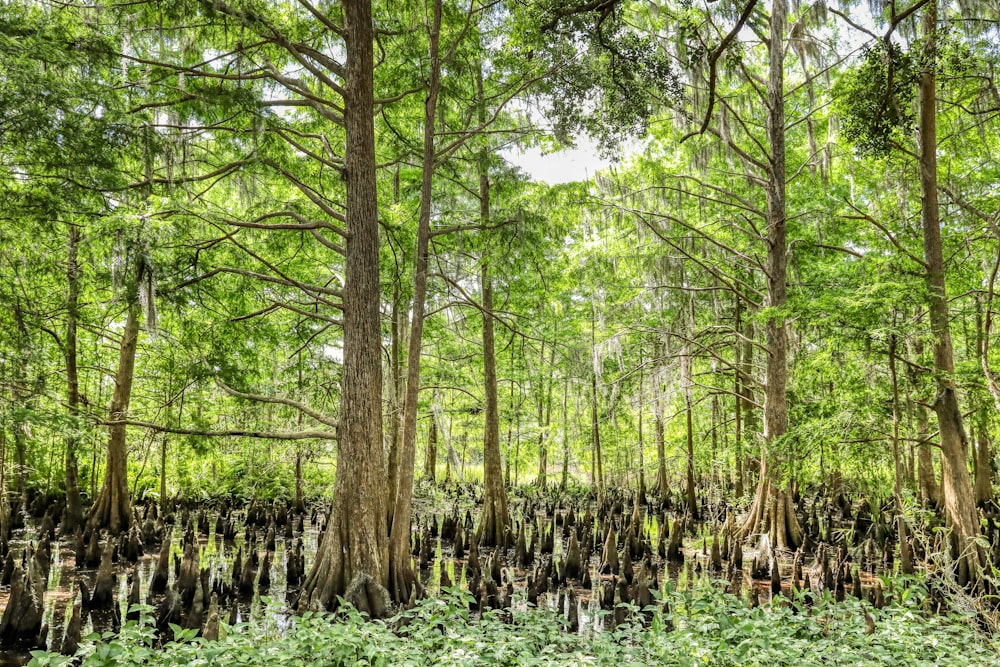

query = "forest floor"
[[5, 482, 1000, 666]]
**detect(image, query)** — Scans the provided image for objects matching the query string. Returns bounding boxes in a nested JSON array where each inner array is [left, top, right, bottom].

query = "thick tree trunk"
[[298, 0, 389, 617], [918, 0, 983, 577], [88, 299, 140, 535], [737, 0, 801, 551], [63, 223, 84, 534], [387, 0, 442, 605]]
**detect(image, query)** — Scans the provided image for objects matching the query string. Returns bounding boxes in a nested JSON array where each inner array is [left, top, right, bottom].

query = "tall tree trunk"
[[424, 412, 437, 482], [88, 298, 140, 535], [654, 375, 669, 498], [388, 0, 442, 604], [535, 342, 556, 487], [737, 0, 802, 551], [734, 327, 745, 498], [299, 0, 389, 616], [910, 335, 942, 505], [476, 121, 509, 545], [637, 359, 647, 499], [561, 375, 570, 489], [889, 333, 913, 574], [973, 295, 995, 506], [918, 0, 983, 577], [63, 223, 84, 534], [974, 407, 993, 506], [479, 262, 509, 546], [681, 339, 698, 519], [590, 308, 604, 499]]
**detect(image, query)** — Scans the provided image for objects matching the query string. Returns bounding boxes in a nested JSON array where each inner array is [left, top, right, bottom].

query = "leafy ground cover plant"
[[28, 580, 999, 667]]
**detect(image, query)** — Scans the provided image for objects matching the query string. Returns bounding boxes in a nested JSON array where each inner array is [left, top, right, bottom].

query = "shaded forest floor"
[[4, 481, 1000, 666]]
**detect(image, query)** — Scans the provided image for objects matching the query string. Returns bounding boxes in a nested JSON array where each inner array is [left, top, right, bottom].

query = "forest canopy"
[[1, 0, 1000, 663]]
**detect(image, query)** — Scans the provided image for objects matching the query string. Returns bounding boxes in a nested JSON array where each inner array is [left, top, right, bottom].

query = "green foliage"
[[29, 581, 1000, 667], [514, 0, 680, 152], [834, 41, 919, 158]]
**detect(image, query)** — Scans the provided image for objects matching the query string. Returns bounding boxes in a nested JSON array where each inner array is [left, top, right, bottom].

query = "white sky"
[[505, 136, 614, 185]]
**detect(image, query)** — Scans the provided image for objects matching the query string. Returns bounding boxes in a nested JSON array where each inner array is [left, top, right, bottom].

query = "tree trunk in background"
[[654, 376, 668, 498], [561, 376, 570, 489], [681, 339, 698, 519], [299, 0, 389, 616], [740, 318, 757, 486], [974, 297, 994, 507], [734, 333, 744, 498], [476, 125, 509, 545], [737, 0, 802, 551], [424, 414, 437, 482], [889, 333, 913, 574], [479, 262, 509, 546], [910, 336, 942, 505], [88, 298, 140, 535], [590, 366, 604, 500], [637, 362, 647, 499], [62, 224, 84, 534], [385, 285, 402, 531], [918, 0, 983, 577], [974, 408, 993, 506], [388, 0, 442, 604], [535, 342, 556, 487]]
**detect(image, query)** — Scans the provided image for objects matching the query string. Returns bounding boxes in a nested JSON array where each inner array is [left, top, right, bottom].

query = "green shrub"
[[29, 582, 999, 667]]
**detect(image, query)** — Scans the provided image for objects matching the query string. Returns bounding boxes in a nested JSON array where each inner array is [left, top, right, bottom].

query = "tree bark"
[[298, 0, 389, 616], [63, 223, 84, 534], [681, 338, 698, 518], [88, 297, 140, 535], [889, 332, 913, 574], [424, 412, 437, 482], [479, 261, 510, 546], [917, 0, 983, 576], [387, 0, 442, 604], [561, 375, 571, 489], [654, 374, 669, 498], [737, 0, 802, 551]]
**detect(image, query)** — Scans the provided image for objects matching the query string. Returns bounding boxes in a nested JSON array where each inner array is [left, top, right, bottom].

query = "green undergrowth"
[[29, 581, 998, 667]]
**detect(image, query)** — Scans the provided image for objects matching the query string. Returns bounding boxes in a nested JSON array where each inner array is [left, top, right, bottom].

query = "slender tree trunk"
[[974, 296, 994, 506], [535, 342, 556, 487], [889, 332, 913, 574], [918, 0, 983, 576], [737, 0, 802, 551], [63, 223, 84, 534], [476, 118, 509, 545], [479, 262, 509, 546], [734, 328, 745, 498], [637, 360, 647, 499], [974, 407, 993, 506], [388, 0, 442, 604], [424, 413, 437, 482], [590, 308, 604, 499], [681, 339, 698, 519], [299, 0, 389, 616], [561, 375, 570, 489], [654, 375, 669, 498]]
